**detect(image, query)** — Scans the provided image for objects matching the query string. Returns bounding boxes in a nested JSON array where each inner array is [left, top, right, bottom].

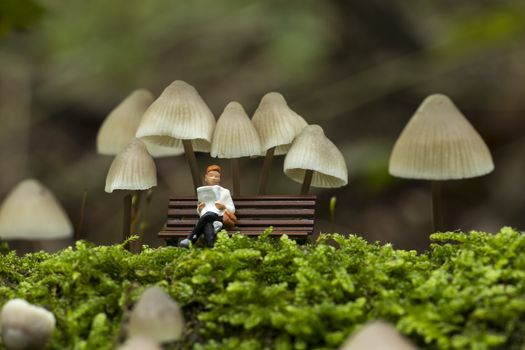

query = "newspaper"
[[197, 185, 222, 214]]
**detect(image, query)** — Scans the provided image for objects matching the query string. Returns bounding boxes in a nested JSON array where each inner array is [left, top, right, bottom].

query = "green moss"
[[1, 228, 525, 349]]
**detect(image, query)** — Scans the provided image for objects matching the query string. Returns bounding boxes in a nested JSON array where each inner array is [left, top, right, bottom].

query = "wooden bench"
[[159, 195, 316, 246]]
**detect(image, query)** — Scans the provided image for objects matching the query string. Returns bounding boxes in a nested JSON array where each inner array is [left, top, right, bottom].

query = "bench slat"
[[169, 201, 315, 208], [167, 219, 314, 227], [162, 226, 314, 231], [170, 195, 315, 201], [167, 208, 315, 217], [159, 231, 310, 237]]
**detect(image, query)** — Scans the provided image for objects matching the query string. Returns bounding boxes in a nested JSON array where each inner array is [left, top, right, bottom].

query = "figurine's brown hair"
[[206, 165, 221, 174]]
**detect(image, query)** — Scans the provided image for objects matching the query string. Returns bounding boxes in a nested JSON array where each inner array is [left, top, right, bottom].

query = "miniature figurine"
[[180, 165, 235, 248]]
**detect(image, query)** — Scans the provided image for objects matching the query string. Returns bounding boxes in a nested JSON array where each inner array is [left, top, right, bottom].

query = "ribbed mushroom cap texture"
[[211, 101, 262, 158], [284, 125, 348, 188], [105, 139, 157, 193], [338, 321, 419, 350], [97, 89, 155, 155], [128, 286, 184, 343], [117, 337, 162, 350], [0, 179, 73, 240], [135, 80, 216, 152], [0, 299, 56, 350], [389, 94, 494, 180], [252, 92, 307, 155]]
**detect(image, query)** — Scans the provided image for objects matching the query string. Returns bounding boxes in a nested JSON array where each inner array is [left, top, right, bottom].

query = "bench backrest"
[[165, 195, 316, 236]]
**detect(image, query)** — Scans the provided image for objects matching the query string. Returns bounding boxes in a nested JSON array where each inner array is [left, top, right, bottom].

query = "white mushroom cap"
[[389, 94, 494, 180], [284, 125, 348, 188], [128, 286, 184, 343], [105, 139, 157, 193], [252, 92, 307, 155], [0, 179, 73, 240], [117, 337, 162, 350], [0, 299, 56, 350], [97, 89, 156, 155], [135, 80, 216, 152], [143, 142, 184, 158], [211, 101, 262, 158], [338, 320, 418, 350]]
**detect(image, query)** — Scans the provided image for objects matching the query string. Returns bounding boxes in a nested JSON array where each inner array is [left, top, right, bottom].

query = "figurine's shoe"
[[179, 239, 191, 248], [213, 221, 223, 233]]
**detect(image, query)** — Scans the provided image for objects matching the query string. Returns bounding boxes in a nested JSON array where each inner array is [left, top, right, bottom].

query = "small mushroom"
[[0, 179, 73, 252], [105, 138, 157, 251], [252, 92, 307, 194], [0, 299, 56, 350], [117, 337, 161, 350], [211, 102, 261, 195], [128, 286, 184, 343], [136, 80, 216, 189], [389, 94, 494, 231], [338, 320, 419, 350], [284, 125, 348, 194], [97, 89, 184, 158]]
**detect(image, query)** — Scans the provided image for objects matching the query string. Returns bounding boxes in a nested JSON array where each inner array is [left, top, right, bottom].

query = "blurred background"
[[1, 0, 524, 252]]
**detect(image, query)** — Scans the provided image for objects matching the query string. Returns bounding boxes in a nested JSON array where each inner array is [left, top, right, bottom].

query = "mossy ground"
[[1, 227, 525, 349]]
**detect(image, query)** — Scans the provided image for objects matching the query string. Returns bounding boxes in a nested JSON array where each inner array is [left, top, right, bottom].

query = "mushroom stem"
[[231, 158, 240, 196], [258, 147, 275, 195], [122, 193, 133, 250], [300, 170, 314, 195], [129, 190, 143, 254], [431, 181, 444, 232], [75, 190, 88, 241], [182, 140, 202, 192]]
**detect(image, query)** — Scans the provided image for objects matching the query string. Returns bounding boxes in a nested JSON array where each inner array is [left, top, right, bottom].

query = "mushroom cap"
[[211, 101, 262, 158], [0, 179, 73, 240], [97, 89, 156, 156], [128, 286, 184, 343], [143, 141, 184, 158], [389, 94, 494, 180], [284, 125, 348, 188], [0, 299, 56, 350], [135, 80, 216, 152], [252, 92, 307, 155], [339, 320, 419, 350], [105, 139, 157, 193], [117, 337, 162, 350]]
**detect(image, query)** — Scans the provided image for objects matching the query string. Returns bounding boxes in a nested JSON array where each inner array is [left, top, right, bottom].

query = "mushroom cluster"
[[97, 80, 349, 248]]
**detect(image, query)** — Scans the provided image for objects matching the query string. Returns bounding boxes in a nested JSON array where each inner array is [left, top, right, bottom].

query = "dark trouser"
[[188, 212, 222, 247]]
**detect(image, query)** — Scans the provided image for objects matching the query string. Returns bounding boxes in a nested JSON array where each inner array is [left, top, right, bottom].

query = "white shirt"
[[196, 185, 235, 217]]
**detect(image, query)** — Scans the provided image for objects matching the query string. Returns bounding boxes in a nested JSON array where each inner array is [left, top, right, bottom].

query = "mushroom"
[[210, 101, 261, 195], [338, 320, 419, 350], [0, 299, 56, 350], [389, 94, 494, 231], [97, 89, 182, 242], [284, 125, 348, 194], [128, 286, 184, 343], [252, 92, 307, 194], [0, 179, 73, 252], [105, 138, 157, 251], [135, 80, 216, 189], [117, 337, 161, 350]]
